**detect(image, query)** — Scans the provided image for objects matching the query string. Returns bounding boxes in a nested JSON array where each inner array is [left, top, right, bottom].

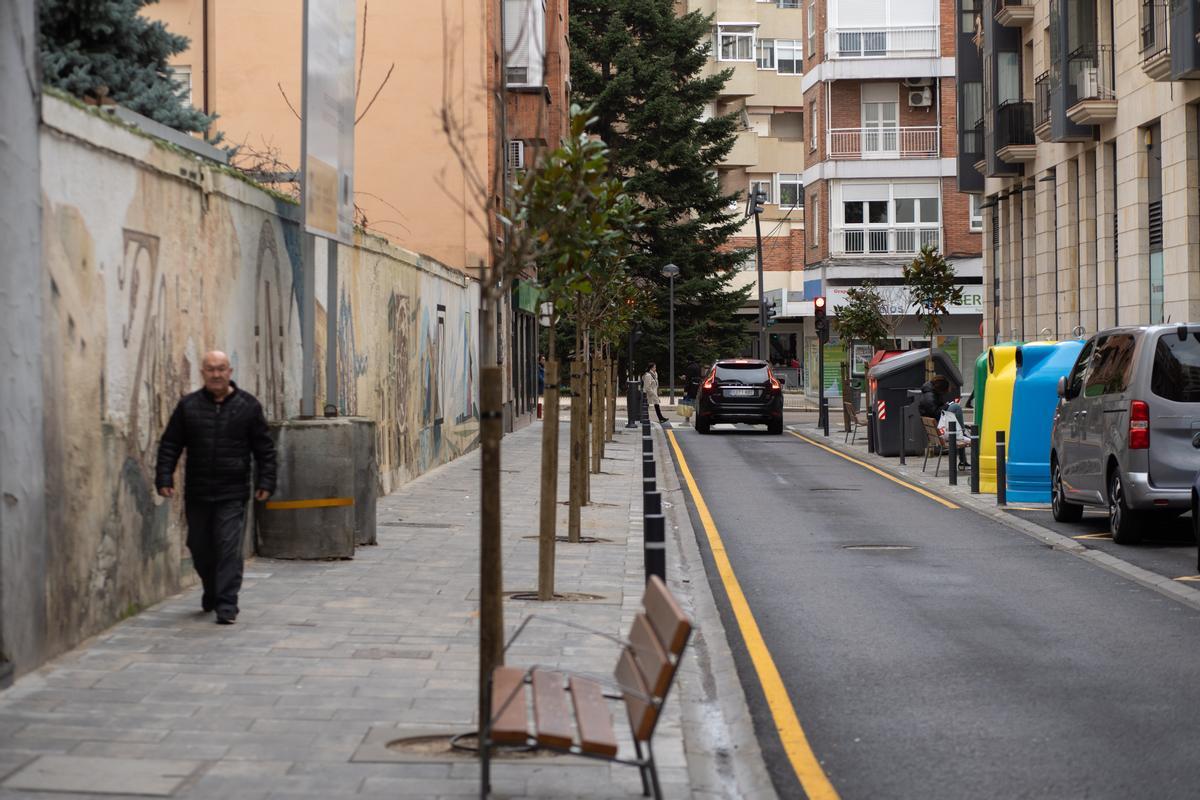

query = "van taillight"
[[1129, 400, 1149, 450]]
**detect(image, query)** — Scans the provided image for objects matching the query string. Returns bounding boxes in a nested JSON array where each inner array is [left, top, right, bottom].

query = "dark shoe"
[[215, 613, 237, 625], [201, 597, 214, 613]]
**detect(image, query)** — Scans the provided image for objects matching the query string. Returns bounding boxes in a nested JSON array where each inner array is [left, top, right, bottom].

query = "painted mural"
[[37, 96, 479, 660]]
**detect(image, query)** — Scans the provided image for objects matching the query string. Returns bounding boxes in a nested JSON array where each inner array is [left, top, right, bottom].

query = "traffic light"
[[752, 189, 767, 216], [813, 295, 829, 343]]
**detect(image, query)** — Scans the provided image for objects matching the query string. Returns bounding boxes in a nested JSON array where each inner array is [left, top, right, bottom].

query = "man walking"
[[156, 351, 276, 625]]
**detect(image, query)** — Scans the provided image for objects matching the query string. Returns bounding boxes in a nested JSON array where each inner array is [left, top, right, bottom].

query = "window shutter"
[[505, 0, 545, 86]]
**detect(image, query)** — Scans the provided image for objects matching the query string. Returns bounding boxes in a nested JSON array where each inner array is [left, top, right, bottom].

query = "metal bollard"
[[822, 397, 830, 438], [996, 429, 1007, 506], [643, 476, 656, 495], [866, 409, 876, 454], [643, 513, 666, 584], [644, 490, 662, 517], [642, 453, 655, 480], [642, 433, 653, 454], [970, 424, 980, 494], [950, 419, 960, 489]]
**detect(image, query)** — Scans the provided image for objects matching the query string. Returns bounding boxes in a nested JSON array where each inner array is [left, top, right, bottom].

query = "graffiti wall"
[[38, 97, 479, 659]]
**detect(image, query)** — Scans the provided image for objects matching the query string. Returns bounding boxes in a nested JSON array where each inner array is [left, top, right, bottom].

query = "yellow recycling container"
[[979, 344, 1019, 493]]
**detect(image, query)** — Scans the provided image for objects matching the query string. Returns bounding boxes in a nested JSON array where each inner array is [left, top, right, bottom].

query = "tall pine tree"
[[40, 0, 215, 134], [570, 0, 750, 373]]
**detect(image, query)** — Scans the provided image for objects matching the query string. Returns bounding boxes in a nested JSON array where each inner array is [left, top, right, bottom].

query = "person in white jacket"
[[642, 363, 667, 423]]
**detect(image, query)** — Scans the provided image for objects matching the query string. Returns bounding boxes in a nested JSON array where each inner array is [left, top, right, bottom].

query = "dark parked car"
[[696, 359, 784, 434], [1050, 325, 1200, 544]]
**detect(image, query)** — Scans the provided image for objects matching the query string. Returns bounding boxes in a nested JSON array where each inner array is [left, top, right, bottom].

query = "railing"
[[995, 100, 1034, 149], [825, 26, 940, 59], [1141, 0, 1169, 60], [827, 126, 940, 159], [832, 226, 941, 256], [1034, 71, 1051, 129], [1068, 43, 1116, 102]]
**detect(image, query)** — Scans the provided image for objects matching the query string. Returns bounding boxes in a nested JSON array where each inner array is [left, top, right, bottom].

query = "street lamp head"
[[661, 263, 680, 279]]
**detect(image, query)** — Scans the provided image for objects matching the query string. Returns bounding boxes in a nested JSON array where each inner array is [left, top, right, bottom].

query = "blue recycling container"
[[1006, 340, 1085, 503]]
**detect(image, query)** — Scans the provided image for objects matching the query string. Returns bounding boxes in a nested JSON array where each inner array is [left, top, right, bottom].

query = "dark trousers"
[[654, 403, 667, 422], [185, 499, 247, 617]]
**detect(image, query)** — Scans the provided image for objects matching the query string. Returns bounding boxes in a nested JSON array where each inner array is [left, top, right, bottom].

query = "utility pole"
[[749, 189, 768, 360]]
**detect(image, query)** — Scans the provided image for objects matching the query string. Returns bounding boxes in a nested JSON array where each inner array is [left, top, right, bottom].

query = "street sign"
[[302, 0, 356, 245]]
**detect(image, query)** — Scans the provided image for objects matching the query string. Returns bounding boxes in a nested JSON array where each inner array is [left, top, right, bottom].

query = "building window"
[[969, 194, 983, 231], [895, 197, 939, 224], [961, 0, 978, 33], [750, 179, 773, 204], [809, 101, 817, 150], [739, 251, 758, 271], [807, 3, 815, 56], [777, 174, 803, 208], [757, 38, 776, 69], [778, 0, 800, 7], [170, 65, 193, 106], [504, 0, 546, 87], [998, 51, 1020, 105], [718, 25, 756, 61], [777, 40, 803, 74], [811, 195, 819, 245]]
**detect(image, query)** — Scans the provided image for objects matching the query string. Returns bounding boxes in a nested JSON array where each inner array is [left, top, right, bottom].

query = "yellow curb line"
[[787, 431, 960, 510], [666, 430, 840, 800], [264, 497, 354, 510]]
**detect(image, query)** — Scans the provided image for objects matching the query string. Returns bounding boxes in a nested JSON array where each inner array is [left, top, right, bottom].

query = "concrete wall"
[[0, 0, 48, 676], [37, 94, 479, 665]]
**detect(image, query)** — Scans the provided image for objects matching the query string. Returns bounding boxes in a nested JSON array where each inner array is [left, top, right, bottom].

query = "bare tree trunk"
[[591, 345, 602, 473], [477, 297, 503, 736], [537, 322, 559, 600], [582, 328, 591, 503], [607, 353, 618, 439], [568, 323, 583, 542]]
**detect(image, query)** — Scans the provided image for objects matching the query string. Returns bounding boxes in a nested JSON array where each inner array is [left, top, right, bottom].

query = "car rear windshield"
[[715, 364, 769, 383], [1150, 332, 1200, 402]]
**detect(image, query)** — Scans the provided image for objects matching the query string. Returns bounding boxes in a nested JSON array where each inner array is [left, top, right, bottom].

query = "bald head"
[[201, 350, 233, 399]]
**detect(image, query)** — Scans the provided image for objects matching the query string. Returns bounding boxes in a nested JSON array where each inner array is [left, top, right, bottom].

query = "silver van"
[[1049, 325, 1200, 543]]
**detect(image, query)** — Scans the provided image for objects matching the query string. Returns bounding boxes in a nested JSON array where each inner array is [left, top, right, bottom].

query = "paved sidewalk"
[[0, 421, 772, 799]]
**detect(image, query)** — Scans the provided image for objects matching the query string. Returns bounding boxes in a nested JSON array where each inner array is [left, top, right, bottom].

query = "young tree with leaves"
[[904, 245, 964, 379], [570, 0, 750, 370], [39, 0, 215, 134], [835, 283, 891, 352]]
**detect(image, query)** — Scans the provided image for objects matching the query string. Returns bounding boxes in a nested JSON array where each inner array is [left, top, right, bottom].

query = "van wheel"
[[1051, 460, 1083, 523], [767, 419, 783, 435], [695, 419, 710, 435], [1108, 470, 1141, 544]]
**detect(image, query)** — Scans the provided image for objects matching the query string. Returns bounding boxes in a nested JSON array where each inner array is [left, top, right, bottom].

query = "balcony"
[[825, 26, 940, 59], [1141, 0, 1171, 80], [827, 126, 940, 160], [995, 100, 1035, 163], [725, 129, 760, 167], [832, 226, 941, 257], [995, 0, 1035, 27], [1066, 44, 1117, 125], [1034, 71, 1052, 140]]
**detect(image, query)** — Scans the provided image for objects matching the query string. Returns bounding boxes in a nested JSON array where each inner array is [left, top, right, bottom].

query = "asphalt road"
[[669, 420, 1200, 800]]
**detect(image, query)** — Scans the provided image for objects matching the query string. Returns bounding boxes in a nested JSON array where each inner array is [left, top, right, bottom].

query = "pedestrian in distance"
[[155, 350, 277, 625], [642, 362, 668, 424], [681, 355, 702, 406], [537, 355, 546, 395]]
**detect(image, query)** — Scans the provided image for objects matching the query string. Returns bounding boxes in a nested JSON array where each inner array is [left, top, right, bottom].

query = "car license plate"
[[725, 388, 755, 397]]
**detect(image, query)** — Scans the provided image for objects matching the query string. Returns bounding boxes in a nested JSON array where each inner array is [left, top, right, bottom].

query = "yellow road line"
[[1073, 532, 1113, 541], [787, 431, 959, 510], [666, 430, 839, 800], [264, 497, 354, 510], [1174, 575, 1200, 582]]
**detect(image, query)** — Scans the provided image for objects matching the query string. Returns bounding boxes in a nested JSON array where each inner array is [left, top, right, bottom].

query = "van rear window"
[[715, 364, 769, 383], [1151, 333, 1200, 402]]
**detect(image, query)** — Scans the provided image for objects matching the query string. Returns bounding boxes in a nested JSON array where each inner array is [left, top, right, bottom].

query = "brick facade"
[[729, 228, 807, 272]]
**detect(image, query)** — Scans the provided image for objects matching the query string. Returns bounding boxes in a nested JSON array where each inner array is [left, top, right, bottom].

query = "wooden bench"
[[480, 575, 693, 799]]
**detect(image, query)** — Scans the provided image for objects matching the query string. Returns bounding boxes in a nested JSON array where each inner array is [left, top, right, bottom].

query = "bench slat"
[[569, 676, 618, 757], [531, 669, 573, 750], [629, 613, 672, 699], [490, 666, 529, 745], [616, 647, 656, 741], [644, 576, 691, 656]]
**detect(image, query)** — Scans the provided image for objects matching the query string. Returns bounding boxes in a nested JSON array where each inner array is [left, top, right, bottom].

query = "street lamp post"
[[661, 263, 680, 404]]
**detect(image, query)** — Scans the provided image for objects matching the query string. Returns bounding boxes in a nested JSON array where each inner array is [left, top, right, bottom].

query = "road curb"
[[789, 424, 1200, 614], [651, 423, 780, 800]]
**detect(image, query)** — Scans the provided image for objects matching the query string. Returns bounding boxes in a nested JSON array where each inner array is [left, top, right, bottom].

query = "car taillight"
[[701, 374, 715, 393], [768, 374, 781, 392], [1129, 400, 1149, 450]]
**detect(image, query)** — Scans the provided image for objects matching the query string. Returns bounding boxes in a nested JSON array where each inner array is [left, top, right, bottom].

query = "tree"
[[835, 283, 891, 351], [903, 245, 964, 378], [570, 0, 751, 371], [39, 0, 215, 134]]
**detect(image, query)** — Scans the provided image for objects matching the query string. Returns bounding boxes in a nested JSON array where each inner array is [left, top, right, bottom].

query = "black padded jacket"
[[155, 383, 277, 502]]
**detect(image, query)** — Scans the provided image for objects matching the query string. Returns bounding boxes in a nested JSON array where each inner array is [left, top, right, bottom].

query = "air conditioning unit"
[[903, 77, 933, 88], [507, 139, 525, 173], [908, 88, 933, 107]]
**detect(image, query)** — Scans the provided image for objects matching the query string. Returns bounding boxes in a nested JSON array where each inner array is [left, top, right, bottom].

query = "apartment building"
[[145, 0, 570, 428], [963, 0, 1200, 344], [684, 0, 808, 364], [803, 0, 984, 395]]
